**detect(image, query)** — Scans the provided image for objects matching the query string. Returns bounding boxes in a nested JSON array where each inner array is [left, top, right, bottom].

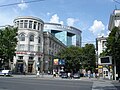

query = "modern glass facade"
[[44, 23, 82, 47]]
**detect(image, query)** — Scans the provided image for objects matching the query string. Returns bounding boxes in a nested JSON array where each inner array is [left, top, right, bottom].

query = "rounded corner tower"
[[13, 16, 44, 74]]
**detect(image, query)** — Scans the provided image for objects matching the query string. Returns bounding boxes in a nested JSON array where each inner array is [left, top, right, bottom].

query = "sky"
[[0, 0, 119, 46]]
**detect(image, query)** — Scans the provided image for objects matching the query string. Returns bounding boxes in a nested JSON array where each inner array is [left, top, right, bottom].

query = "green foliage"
[[0, 27, 18, 69], [82, 44, 96, 71], [57, 44, 96, 72], [106, 27, 120, 62], [57, 46, 82, 72]]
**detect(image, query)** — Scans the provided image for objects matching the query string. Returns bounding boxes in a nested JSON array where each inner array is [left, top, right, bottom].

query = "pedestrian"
[[36, 71, 40, 77], [96, 73, 99, 79], [88, 70, 91, 79], [68, 72, 71, 79], [93, 72, 95, 78], [53, 71, 56, 78]]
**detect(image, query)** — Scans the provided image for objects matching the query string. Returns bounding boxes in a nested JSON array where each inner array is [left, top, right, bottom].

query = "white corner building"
[[13, 16, 44, 74], [108, 9, 120, 30], [96, 36, 112, 79]]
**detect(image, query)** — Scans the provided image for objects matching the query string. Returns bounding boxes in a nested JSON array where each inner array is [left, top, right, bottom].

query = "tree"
[[57, 44, 96, 73], [105, 27, 120, 78], [106, 27, 120, 61], [82, 44, 96, 72], [0, 27, 18, 69], [57, 46, 83, 73]]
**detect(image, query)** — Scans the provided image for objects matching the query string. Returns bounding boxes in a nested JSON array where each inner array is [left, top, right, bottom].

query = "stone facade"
[[43, 32, 66, 73], [13, 16, 44, 74]]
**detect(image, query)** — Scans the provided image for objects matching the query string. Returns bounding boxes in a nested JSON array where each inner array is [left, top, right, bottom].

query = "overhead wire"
[[113, 0, 120, 4], [0, 0, 44, 8]]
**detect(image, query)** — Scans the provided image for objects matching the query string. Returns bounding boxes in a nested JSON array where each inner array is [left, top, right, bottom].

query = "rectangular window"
[[33, 21, 37, 29], [20, 20, 23, 28], [29, 56, 34, 60], [38, 23, 40, 30], [29, 21, 32, 29], [52, 43, 54, 49], [38, 46, 41, 52], [29, 45, 34, 51], [49, 40, 51, 47], [18, 56, 23, 60], [24, 20, 28, 28], [18, 44, 25, 51]]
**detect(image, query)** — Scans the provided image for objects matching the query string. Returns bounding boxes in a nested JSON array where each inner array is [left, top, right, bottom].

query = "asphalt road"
[[0, 78, 93, 90]]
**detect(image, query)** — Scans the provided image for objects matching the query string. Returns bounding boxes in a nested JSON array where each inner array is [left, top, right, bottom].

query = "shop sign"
[[54, 59, 59, 65]]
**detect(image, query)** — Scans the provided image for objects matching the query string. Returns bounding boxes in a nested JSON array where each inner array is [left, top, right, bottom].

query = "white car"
[[0, 70, 12, 76], [73, 73, 80, 78]]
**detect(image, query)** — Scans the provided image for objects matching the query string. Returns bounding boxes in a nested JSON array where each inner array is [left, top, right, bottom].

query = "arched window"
[[38, 37, 41, 43], [19, 33, 25, 41], [29, 35, 34, 42]]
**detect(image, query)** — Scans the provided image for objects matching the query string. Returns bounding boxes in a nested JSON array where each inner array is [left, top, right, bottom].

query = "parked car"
[[61, 73, 68, 78], [59, 71, 65, 77], [73, 73, 80, 79], [0, 70, 12, 76]]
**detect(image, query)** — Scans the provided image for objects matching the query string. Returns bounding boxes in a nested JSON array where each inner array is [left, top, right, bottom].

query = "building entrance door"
[[103, 70, 109, 79], [28, 63, 33, 73], [16, 60, 24, 73]]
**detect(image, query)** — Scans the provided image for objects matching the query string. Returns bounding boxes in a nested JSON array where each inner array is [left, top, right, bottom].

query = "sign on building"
[[100, 56, 112, 65]]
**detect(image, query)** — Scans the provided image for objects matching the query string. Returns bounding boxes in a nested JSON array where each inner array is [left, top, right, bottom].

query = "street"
[[0, 77, 92, 90], [0, 76, 120, 90]]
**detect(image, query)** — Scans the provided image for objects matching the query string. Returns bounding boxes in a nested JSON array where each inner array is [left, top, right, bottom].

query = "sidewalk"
[[12, 74, 53, 78], [7, 74, 120, 83], [11, 75, 98, 80]]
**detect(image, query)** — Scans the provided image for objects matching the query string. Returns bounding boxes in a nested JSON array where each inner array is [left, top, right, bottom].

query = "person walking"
[[68, 72, 71, 79], [88, 70, 91, 79], [36, 71, 40, 77], [53, 71, 56, 78]]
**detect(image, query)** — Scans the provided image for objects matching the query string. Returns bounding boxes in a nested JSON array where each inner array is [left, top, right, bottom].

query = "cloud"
[[49, 14, 64, 25], [47, 12, 50, 16], [89, 20, 105, 35], [66, 18, 79, 26], [18, 0, 28, 10], [106, 30, 111, 36]]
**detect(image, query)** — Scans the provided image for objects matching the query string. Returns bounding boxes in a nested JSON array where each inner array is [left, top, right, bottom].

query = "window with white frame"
[[29, 45, 34, 51], [38, 23, 40, 30], [29, 35, 34, 42], [33, 21, 37, 29], [19, 33, 25, 41], [38, 46, 41, 52], [18, 44, 25, 51], [29, 21, 32, 29], [20, 20, 23, 28], [24, 20, 28, 28], [38, 37, 41, 43]]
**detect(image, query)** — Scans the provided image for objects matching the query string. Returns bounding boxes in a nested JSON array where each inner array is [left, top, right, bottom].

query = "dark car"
[[59, 71, 65, 77], [61, 73, 68, 78], [73, 73, 80, 79]]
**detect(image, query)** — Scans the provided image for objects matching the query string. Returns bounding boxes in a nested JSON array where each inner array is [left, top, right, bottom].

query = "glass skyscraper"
[[44, 23, 82, 47]]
